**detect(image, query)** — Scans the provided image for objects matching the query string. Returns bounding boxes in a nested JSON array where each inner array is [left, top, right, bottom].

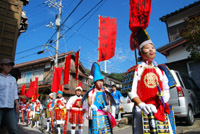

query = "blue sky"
[[16, 0, 199, 73]]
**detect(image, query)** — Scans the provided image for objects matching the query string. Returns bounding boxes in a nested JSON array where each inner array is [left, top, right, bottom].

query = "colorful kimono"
[[54, 97, 66, 124], [89, 89, 115, 134], [67, 95, 85, 126], [128, 62, 173, 134]]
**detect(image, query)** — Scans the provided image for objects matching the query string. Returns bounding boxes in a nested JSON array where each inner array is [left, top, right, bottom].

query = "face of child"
[[76, 90, 82, 96], [95, 80, 103, 89], [141, 43, 156, 61], [57, 93, 62, 98]]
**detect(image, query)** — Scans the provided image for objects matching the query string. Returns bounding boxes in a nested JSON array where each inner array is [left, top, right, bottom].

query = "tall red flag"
[[75, 49, 80, 81], [26, 81, 35, 98], [98, 16, 117, 62], [129, 0, 152, 50], [63, 54, 71, 84], [21, 85, 26, 103], [52, 67, 63, 93], [35, 77, 39, 99]]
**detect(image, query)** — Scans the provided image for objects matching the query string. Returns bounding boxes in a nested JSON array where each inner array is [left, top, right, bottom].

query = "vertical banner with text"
[[75, 49, 80, 81], [63, 54, 71, 84], [129, 0, 152, 50], [52, 67, 63, 93], [98, 16, 117, 62]]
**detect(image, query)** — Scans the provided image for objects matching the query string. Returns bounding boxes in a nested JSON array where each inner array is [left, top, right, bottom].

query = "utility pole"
[[44, 0, 62, 67]]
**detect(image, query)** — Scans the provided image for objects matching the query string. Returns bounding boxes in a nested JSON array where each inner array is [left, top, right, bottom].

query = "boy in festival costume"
[[33, 99, 43, 128], [27, 98, 35, 127], [83, 62, 117, 134], [66, 82, 87, 134], [50, 90, 66, 134], [45, 93, 55, 132], [128, 29, 173, 134]]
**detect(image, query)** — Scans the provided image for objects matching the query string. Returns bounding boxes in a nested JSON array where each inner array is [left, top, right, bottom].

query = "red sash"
[[72, 99, 82, 109], [137, 67, 170, 121]]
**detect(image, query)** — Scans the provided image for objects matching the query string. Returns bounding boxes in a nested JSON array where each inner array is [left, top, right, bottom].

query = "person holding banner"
[[33, 99, 43, 128], [50, 90, 66, 134], [66, 82, 87, 134], [85, 62, 116, 134], [45, 93, 55, 132], [128, 29, 173, 134]]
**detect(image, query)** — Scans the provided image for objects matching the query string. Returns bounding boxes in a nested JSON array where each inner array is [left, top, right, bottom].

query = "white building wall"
[[167, 45, 190, 63]]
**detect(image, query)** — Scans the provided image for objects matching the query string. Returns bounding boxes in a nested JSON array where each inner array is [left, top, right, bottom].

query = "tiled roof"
[[156, 37, 187, 56], [160, 1, 200, 22], [15, 51, 74, 68]]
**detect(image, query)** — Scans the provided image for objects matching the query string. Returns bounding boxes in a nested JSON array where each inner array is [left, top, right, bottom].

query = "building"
[[15, 51, 90, 103], [157, 1, 200, 87], [0, 0, 29, 61]]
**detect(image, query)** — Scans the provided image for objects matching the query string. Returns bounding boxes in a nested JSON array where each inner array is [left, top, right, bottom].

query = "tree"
[[180, 16, 200, 61]]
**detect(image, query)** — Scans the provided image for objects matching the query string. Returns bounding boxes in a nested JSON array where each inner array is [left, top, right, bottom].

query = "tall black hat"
[[130, 29, 153, 51]]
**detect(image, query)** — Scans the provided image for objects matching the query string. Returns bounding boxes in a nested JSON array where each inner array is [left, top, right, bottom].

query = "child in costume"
[[128, 29, 173, 134], [50, 90, 66, 134], [27, 99, 35, 127], [45, 93, 55, 132], [83, 62, 116, 134], [33, 99, 43, 128], [66, 82, 87, 134]]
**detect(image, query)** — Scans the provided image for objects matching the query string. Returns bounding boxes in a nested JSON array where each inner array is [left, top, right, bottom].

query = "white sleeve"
[[66, 97, 74, 110], [162, 72, 170, 103], [14, 80, 19, 100], [128, 71, 139, 99]]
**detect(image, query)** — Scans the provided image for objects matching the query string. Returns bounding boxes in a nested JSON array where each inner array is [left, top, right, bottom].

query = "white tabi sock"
[[46, 122, 49, 131], [57, 127, 61, 134], [79, 129, 83, 134], [71, 129, 75, 134]]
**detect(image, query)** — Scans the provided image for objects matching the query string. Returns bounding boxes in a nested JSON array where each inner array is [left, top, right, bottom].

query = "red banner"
[[52, 67, 63, 93], [63, 54, 71, 84], [98, 16, 117, 62], [75, 49, 80, 81], [35, 77, 39, 99], [129, 0, 152, 50], [21, 85, 26, 103], [26, 81, 35, 98]]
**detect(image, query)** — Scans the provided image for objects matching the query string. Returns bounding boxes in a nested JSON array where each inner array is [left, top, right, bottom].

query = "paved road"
[[1, 114, 200, 134]]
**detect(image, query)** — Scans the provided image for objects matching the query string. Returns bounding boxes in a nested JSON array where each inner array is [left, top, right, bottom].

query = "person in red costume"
[[128, 29, 173, 134], [50, 91, 66, 134], [33, 100, 43, 128], [66, 82, 87, 134], [45, 93, 54, 132]]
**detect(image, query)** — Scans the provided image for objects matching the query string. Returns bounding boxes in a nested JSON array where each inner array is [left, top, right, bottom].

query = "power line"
[[16, 45, 44, 55]]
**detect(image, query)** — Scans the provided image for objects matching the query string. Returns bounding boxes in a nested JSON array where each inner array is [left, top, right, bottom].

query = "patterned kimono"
[[54, 97, 66, 124], [89, 89, 114, 134], [67, 95, 85, 126]]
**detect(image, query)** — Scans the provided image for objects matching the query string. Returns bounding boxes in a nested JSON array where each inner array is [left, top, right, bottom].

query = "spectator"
[[10, 68, 21, 125], [0, 58, 19, 134], [111, 84, 123, 121]]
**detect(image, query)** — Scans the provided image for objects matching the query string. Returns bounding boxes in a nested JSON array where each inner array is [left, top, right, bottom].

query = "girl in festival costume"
[[33, 99, 43, 128], [128, 29, 173, 134], [66, 82, 87, 134], [45, 93, 55, 132], [82, 62, 116, 134], [50, 90, 66, 134]]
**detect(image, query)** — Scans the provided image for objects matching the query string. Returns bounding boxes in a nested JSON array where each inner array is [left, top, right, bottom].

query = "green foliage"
[[107, 73, 125, 81], [180, 16, 200, 61]]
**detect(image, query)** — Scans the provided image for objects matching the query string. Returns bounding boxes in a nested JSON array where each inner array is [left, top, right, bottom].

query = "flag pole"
[[98, 15, 100, 62], [104, 60, 107, 73]]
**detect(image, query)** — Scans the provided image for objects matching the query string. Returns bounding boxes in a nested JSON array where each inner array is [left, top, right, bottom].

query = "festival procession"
[[0, 0, 200, 134]]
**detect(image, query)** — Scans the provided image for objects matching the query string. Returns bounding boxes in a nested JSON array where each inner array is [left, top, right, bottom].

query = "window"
[[17, 69, 44, 84]]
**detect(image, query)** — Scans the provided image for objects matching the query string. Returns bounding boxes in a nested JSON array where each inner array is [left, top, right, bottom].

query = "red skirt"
[[55, 109, 65, 120], [69, 110, 84, 124]]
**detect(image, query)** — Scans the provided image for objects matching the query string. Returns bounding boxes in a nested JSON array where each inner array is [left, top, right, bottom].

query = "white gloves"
[[138, 102, 157, 114], [90, 105, 98, 111], [103, 105, 110, 112], [49, 107, 53, 111]]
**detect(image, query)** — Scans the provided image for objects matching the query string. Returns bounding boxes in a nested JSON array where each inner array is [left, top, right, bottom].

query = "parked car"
[[169, 70, 200, 125], [120, 93, 134, 116]]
